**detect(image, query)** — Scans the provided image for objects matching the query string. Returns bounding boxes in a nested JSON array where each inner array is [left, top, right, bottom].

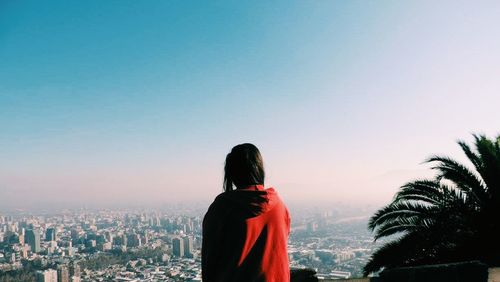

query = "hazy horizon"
[[1, 1, 500, 210]]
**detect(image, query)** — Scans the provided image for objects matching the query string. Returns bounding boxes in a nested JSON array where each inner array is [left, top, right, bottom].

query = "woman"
[[202, 143, 291, 282]]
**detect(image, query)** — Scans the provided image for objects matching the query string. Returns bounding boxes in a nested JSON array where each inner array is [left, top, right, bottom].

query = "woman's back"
[[202, 184, 291, 282]]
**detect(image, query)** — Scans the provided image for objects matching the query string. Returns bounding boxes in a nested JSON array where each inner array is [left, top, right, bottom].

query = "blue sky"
[[1, 1, 500, 209]]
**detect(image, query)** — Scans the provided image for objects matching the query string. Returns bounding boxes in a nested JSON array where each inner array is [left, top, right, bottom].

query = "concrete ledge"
[[294, 263, 499, 282], [379, 261, 489, 282], [321, 279, 369, 282], [489, 267, 500, 282]]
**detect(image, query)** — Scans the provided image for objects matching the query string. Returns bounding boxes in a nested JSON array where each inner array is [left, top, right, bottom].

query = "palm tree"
[[364, 134, 500, 276]]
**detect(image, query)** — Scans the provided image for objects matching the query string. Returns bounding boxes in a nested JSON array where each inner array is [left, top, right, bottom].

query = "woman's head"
[[224, 143, 265, 191]]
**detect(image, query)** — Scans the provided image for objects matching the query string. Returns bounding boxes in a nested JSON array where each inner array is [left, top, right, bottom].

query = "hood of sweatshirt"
[[214, 185, 280, 219]]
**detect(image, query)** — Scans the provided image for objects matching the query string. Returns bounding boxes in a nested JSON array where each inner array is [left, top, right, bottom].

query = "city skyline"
[[1, 1, 500, 208], [0, 205, 375, 280]]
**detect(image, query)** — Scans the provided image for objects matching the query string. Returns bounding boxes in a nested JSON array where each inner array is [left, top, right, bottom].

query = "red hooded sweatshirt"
[[202, 185, 291, 282]]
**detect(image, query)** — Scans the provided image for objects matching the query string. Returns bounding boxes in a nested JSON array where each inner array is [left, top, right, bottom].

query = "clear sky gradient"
[[1, 1, 500, 209]]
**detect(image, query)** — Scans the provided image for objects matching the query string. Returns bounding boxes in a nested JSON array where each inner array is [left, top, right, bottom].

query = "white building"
[[36, 269, 58, 282]]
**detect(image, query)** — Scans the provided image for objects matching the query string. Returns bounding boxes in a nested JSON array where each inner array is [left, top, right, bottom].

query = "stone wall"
[[378, 261, 488, 282], [489, 268, 500, 282], [319, 263, 500, 282], [321, 279, 369, 282]]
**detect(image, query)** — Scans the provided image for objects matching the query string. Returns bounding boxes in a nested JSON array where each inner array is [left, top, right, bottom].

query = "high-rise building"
[[67, 241, 74, 257], [126, 233, 141, 247], [26, 229, 41, 253], [36, 269, 58, 282], [47, 240, 57, 254], [69, 262, 80, 279], [150, 216, 161, 227], [183, 236, 194, 258], [21, 245, 28, 258], [172, 237, 184, 257], [18, 233, 25, 245], [70, 229, 79, 244], [98, 241, 112, 251], [46, 228, 56, 241], [85, 239, 96, 248], [104, 231, 113, 244], [57, 265, 69, 282], [141, 232, 148, 245], [121, 234, 128, 247]]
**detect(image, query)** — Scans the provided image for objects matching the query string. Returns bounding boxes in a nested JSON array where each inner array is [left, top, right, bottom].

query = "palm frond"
[[364, 233, 428, 276], [368, 201, 436, 231], [374, 216, 435, 240], [426, 155, 488, 205], [473, 134, 500, 198], [438, 183, 471, 209], [458, 139, 482, 173], [394, 180, 443, 205]]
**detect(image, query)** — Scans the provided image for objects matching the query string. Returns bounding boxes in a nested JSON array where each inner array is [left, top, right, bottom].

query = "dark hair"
[[223, 143, 265, 191]]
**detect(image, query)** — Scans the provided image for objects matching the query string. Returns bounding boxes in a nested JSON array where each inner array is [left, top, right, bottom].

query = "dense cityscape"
[[0, 204, 381, 281]]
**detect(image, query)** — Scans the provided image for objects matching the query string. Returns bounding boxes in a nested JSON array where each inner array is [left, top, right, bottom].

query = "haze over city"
[[1, 1, 500, 209]]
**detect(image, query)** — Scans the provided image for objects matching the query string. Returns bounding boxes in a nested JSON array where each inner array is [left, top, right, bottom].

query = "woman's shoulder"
[[204, 192, 234, 218]]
